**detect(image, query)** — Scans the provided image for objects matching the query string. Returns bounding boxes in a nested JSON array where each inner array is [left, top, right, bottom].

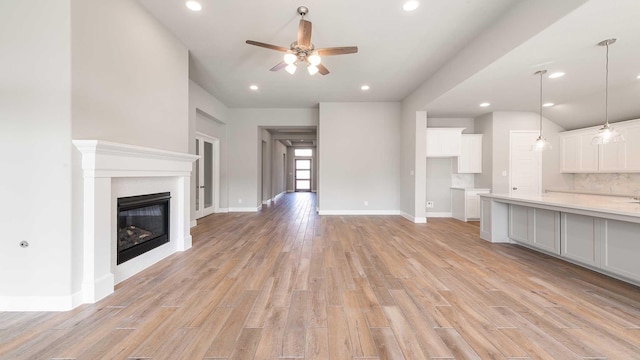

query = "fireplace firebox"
[[117, 192, 171, 265]]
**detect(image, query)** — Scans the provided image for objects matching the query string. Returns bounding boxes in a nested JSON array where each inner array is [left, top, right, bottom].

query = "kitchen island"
[[479, 192, 640, 286]]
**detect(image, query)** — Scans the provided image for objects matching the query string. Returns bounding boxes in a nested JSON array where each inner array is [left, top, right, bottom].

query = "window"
[[294, 148, 313, 157]]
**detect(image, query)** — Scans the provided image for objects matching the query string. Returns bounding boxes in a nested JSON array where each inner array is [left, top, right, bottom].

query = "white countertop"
[[451, 187, 491, 191], [481, 192, 640, 219]]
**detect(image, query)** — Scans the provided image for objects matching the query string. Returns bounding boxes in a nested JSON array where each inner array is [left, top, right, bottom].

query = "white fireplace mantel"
[[73, 140, 198, 304]]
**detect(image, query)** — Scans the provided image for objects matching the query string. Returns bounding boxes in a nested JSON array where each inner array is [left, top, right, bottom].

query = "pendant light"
[[592, 38, 624, 145], [533, 70, 552, 151]]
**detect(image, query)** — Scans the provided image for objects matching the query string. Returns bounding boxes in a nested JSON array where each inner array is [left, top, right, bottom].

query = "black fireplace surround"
[[117, 192, 171, 265]]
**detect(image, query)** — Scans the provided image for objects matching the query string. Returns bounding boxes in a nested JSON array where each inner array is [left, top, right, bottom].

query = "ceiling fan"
[[246, 6, 358, 75]]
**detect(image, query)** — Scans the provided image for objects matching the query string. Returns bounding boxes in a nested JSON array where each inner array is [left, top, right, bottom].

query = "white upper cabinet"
[[560, 119, 640, 173], [453, 134, 483, 173], [426, 128, 465, 157], [560, 131, 598, 173]]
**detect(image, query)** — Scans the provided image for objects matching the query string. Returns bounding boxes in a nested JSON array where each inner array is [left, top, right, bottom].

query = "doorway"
[[195, 134, 220, 218], [295, 159, 311, 192], [509, 131, 541, 195]]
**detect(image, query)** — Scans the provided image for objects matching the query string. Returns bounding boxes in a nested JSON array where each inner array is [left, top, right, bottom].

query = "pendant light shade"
[[533, 70, 551, 152], [592, 38, 624, 145]]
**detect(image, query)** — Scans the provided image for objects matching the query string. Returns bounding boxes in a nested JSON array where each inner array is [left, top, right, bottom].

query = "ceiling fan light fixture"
[[592, 38, 624, 145], [285, 64, 297, 75], [284, 53, 297, 65], [185, 0, 202, 11], [403, 1, 420, 12], [307, 65, 319, 76], [308, 53, 321, 66]]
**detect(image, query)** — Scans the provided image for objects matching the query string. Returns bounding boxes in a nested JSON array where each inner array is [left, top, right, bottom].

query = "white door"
[[509, 131, 541, 195], [195, 134, 219, 218]]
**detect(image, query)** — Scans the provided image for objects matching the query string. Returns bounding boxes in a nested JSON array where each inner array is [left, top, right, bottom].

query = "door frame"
[[509, 130, 542, 195], [294, 158, 312, 192], [195, 132, 220, 218]]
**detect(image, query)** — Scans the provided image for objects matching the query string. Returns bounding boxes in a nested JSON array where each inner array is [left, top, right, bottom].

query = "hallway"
[[1, 192, 639, 359]]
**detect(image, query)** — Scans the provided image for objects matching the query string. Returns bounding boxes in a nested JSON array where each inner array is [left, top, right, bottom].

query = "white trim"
[[73, 140, 197, 307], [401, 211, 427, 223], [218, 208, 229, 213], [426, 212, 453, 218], [229, 206, 261, 212], [262, 199, 272, 205], [195, 134, 221, 218], [318, 210, 401, 216], [0, 290, 84, 312], [191, 220, 198, 228]]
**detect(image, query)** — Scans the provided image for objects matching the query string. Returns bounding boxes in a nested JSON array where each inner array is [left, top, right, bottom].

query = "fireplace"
[[117, 192, 171, 265]]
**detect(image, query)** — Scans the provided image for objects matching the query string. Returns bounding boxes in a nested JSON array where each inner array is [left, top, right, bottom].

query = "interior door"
[[510, 131, 541, 195], [195, 135, 219, 218]]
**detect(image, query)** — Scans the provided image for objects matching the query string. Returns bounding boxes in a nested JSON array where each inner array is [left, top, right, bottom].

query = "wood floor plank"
[[327, 306, 353, 359], [206, 290, 259, 358], [2, 194, 639, 359], [305, 326, 329, 360], [370, 327, 405, 360], [282, 290, 309, 357]]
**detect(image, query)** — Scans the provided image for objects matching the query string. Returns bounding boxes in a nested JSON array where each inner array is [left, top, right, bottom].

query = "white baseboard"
[[312, 190, 317, 193], [273, 192, 285, 201], [261, 199, 272, 205], [401, 212, 427, 223], [228, 206, 261, 212], [318, 210, 401, 216], [190, 220, 197, 228], [286, 190, 294, 193], [0, 291, 85, 312], [218, 208, 229, 213], [426, 212, 452, 218]]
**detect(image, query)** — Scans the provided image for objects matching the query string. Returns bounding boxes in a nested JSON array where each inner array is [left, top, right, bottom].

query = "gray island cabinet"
[[480, 192, 640, 286]]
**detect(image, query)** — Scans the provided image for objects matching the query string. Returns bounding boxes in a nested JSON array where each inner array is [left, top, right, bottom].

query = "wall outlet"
[[426, 201, 434, 208], [364, 200, 369, 206], [238, 198, 243, 204]]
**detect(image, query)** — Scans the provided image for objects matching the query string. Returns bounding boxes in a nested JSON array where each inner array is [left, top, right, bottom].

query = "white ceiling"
[[137, 0, 640, 131], [424, 0, 640, 130], [136, 0, 519, 108]]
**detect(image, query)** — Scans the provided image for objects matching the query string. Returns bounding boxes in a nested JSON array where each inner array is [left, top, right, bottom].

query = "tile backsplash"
[[574, 173, 640, 195]]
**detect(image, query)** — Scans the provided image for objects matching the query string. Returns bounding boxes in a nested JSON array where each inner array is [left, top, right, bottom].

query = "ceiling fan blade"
[[246, 40, 289, 52], [270, 62, 287, 72], [297, 19, 312, 48], [317, 63, 330, 75], [316, 46, 358, 56]]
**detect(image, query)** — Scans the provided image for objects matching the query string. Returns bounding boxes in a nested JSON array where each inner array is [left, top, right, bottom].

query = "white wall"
[[71, 0, 189, 153], [228, 108, 318, 210], [0, 0, 74, 308], [475, 111, 572, 194], [189, 81, 231, 215], [318, 102, 401, 213], [474, 113, 494, 189], [272, 141, 287, 197]]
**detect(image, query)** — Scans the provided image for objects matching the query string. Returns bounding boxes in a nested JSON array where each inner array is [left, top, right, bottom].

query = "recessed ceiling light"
[[548, 72, 565, 79], [185, 1, 202, 11], [361, 85, 370, 91], [403, 1, 420, 11], [479, 102, 490, 107], [249, 85, 259, 91], [543, 102, 555, 107]]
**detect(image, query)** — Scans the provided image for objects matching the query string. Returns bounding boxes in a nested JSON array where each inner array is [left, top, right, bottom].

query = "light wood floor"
[[2, 192, 640, 359]]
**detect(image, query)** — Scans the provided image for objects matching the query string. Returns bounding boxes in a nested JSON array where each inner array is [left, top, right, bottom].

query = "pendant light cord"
[[539, 71, 543, 136]]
